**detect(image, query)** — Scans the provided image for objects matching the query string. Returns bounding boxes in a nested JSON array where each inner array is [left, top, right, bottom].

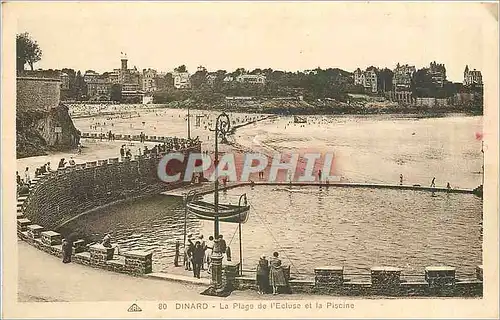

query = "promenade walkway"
[[18, 240, 337, 302]]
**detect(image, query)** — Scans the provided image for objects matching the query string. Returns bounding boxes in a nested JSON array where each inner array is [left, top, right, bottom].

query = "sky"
[[7, 1, 497, 82]]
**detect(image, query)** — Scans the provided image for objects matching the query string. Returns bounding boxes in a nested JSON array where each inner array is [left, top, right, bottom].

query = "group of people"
[[256, 252, 289, 295], [398, 175, 453, 191], [119, 145, 133, 159], [17, 157, 79, 195], [183, 234, 229, 279], [119, 136, 201, 160]]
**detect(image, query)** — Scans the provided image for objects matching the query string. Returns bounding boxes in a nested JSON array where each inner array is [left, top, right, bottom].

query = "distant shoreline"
[[66, 101, 483, 119]]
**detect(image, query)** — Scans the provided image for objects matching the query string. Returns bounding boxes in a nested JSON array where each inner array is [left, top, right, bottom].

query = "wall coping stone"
[[41, 231, 60, 237], [27, 224, 44, 231], [123, 250, 153, 258], [371, 266, 402, 272], [315, 266, 344, 271], [425, 266, 456, 272]]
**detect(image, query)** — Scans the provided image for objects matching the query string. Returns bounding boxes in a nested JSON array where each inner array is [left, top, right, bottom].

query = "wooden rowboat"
[[187, 198, 250, 224]]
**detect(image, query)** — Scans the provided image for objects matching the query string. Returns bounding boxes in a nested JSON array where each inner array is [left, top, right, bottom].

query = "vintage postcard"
[[1, 1, 499, 319]]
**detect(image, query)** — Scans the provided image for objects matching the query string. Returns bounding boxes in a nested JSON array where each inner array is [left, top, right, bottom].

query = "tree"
[[411, 68, 436, 97], [190, 68, 208, 89], [174, 65, 187, 73], [164, 72, 174, 88], [16, 32, 42, 71], [376, 68, 393, 93]]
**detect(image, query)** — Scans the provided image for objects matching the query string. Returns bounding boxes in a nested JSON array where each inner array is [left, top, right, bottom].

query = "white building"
[[353, 67, 378, 93], [463, 65, 483, 86], [393, 63, 416, 90], [142, 68, 157, 92], [83, 70, 100, 83], [206, 73, 218, 86], [235, 74, 266, 85], [173, 72, 191, 89]]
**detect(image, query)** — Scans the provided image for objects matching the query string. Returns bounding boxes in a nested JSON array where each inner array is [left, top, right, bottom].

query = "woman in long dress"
[[268, 252, 287, 295], [62, 239, 72, 263]]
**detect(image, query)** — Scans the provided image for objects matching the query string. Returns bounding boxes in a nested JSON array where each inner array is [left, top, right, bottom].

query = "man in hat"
[[191, 241, 205, 279]]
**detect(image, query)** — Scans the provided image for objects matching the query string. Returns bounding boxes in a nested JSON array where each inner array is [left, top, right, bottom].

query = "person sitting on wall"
[[18, 181, 29, 196], [102, 233, 112, 248], [58, 158, 67, 169], [69, 157, 76, 166]]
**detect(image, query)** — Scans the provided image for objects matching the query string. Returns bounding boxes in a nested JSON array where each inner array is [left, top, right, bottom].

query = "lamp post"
[[209, 112, 231, 291], [187, 105, 191, 140], [183, 189, 197, 268]]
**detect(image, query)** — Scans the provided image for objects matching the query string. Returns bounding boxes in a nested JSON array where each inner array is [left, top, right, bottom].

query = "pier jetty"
[[162, 181, 475, 198]]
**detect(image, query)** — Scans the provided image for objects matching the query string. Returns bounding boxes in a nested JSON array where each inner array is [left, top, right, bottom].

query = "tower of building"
[[121, 52, 128, 71]]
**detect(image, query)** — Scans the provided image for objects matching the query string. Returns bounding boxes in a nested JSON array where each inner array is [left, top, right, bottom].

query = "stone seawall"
[[17, 137, 201, 276], [17, 77, 61, 111], [21, 143, 201, 230]]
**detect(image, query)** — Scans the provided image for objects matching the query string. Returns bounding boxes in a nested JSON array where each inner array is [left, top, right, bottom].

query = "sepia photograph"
[[1, 1, 499, 319]]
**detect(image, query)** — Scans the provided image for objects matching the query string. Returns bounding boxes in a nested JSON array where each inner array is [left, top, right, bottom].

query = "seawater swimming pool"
[[60, 185, 482, 277]]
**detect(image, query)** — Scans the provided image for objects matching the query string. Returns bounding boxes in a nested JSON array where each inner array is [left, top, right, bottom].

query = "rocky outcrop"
[[16, 104, 81, 158]]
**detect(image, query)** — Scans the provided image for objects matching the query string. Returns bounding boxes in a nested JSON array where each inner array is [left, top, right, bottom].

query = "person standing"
[[256, 255, 270, 294], [218, 234, 227, 260], [430, 177, 436, 188], [205, 236, 214, 274], [24, 167, 30, 185], [184, 235, 194, 271], [400, 174, 403, 186], [269, 252, 287, 295], [191, 241, 205, 279], [62, 239, 72, 263], [198, 235, 206, 270]]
